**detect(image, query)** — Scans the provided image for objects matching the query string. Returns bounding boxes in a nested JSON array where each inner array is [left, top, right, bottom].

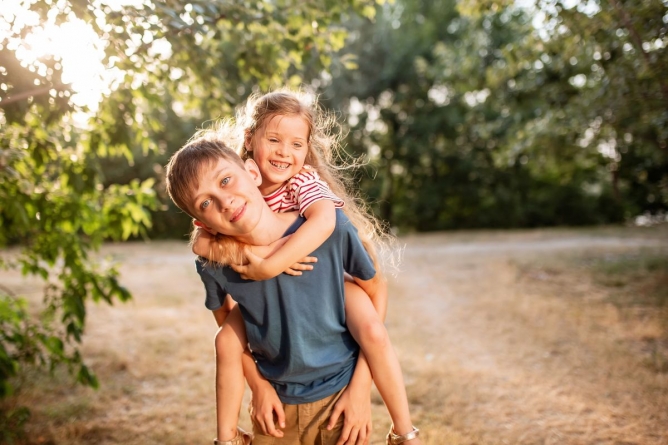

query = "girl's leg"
[[214, 304, 248, 441], [344, 281, 420, 444]]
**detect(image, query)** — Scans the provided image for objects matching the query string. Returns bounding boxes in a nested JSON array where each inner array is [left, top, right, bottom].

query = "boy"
[[165, 136, 388, 445]]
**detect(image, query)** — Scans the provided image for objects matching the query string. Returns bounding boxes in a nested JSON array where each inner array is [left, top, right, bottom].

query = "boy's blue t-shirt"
[[196, 210, 376, 404]]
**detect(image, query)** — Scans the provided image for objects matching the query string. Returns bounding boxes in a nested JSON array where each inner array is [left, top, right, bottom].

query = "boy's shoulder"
[[281, 210, 356, 254], [334, 208, 355, 232]]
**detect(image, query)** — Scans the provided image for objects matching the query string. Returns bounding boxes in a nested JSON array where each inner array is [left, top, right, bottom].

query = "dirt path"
[[386, 231, 668, 444], [4, 228, 668, 444]]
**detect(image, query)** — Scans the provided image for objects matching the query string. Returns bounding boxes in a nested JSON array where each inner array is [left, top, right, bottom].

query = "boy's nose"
[[216, 194, 235, 212]]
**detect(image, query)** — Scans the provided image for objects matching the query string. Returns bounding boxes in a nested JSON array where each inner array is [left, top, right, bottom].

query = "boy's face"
[[190, 158, 265, 238], [246, 114, 310, 195]]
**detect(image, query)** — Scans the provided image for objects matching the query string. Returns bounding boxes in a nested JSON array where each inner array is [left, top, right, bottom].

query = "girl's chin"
[[261, 180, 287, 194]]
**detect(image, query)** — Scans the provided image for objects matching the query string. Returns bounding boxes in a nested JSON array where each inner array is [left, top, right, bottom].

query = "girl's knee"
[[358, 318, 389, 350]]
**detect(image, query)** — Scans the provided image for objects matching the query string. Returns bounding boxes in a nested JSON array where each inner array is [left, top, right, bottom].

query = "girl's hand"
[[249, 380, 286, 438], [327, 384, 372, 445], [231, 246, 317, 281]]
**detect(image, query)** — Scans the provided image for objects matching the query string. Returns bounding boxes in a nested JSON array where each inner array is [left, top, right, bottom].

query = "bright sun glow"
[[0, 0, 131, 116]]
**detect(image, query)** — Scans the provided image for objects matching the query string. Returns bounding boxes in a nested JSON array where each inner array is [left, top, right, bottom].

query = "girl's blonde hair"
[[236, 88, 396, 271]]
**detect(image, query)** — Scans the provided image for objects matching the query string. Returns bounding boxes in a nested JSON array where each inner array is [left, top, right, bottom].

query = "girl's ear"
[[193, 219, 217, 235], [244, 159, 263, 186]]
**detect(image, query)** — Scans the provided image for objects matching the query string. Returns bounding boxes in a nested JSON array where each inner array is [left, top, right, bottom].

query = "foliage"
[[322, 0, 666, 231], [0, 0, 379, 433], [528, 0, 668, 218], [85, 0, 383, 238]]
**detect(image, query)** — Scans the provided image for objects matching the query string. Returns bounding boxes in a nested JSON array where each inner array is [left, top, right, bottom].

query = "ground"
[[2, 225, 667, 444]]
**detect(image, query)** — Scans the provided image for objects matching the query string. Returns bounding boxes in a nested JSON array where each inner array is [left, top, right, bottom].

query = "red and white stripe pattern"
[[263, 168, 344, 215]]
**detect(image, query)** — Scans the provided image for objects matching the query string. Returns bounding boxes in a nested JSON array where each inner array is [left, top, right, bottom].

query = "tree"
[[323, 0, 665, 231], [529, 0, 668, 218], [0, 0, 379, 438]]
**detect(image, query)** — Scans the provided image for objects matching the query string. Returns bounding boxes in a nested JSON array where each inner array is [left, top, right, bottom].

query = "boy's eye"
[[200, 199, 211, 210], [221, 177, 230, 186]]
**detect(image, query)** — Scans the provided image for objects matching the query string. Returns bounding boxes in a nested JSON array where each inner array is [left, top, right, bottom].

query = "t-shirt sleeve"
[[195, 259, 228, 311], [339, 211, 376, 281], [289, 169, 345, 216]]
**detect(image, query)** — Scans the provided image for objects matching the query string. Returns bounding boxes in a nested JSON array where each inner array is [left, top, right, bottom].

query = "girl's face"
[[247, 113, 310, 195]]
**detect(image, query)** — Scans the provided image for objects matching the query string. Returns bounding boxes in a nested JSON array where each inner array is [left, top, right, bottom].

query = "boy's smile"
[[247, 114, 310, 195], [229, 203, 246, 223]]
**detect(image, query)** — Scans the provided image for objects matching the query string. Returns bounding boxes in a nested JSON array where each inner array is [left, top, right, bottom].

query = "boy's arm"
[[326, 351, 373, 444], [325, 273, 387, 442], [213, 295, 286, 438], [232, 200, 336, 280], [243, 350, 286, 438], [352, 271, 388, 321]]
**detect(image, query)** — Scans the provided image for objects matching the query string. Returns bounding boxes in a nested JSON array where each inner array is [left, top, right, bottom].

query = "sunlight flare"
[[0, 0, 128, 113]]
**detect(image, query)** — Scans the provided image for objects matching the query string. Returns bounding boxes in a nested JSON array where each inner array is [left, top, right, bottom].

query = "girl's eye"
[[221, 177, 231, 186], [200, 199, 211, 210], [269, 138, 279, 143], [293, 143, 303, 149]]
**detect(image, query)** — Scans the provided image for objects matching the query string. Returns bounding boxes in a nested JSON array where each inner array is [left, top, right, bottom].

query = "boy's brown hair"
[[165, 130, 244, 218]]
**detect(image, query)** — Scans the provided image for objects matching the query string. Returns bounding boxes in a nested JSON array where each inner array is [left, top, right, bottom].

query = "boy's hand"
[[231, 246, 317, 281], [328, 383, 372, 445], [249, 380, 285, 438]]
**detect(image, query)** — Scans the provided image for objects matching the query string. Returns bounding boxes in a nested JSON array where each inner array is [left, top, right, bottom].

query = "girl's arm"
[[194, 229, 316, 273], [231, 199, 336, 280], [192, 227, 245, 266]]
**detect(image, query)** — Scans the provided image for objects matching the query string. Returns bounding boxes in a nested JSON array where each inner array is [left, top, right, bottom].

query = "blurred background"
[[1, 0, 667, 443]]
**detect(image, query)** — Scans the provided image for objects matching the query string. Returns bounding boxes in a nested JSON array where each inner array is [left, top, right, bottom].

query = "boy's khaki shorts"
[[249, 387, 346, 445]]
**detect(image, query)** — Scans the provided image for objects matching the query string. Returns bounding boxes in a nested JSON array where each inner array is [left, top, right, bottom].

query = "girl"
[[193, 90, 420, 445]]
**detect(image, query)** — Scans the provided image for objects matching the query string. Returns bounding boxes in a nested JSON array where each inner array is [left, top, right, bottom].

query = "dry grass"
[[2, 225, 668, 444]]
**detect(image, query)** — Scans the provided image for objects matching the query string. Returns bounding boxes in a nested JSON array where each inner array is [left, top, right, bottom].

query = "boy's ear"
[[244, 159, 263, 186], [193, 219, 217, 235]]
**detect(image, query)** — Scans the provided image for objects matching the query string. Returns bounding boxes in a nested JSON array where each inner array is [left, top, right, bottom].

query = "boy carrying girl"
[[165, 93, 419, 445]]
